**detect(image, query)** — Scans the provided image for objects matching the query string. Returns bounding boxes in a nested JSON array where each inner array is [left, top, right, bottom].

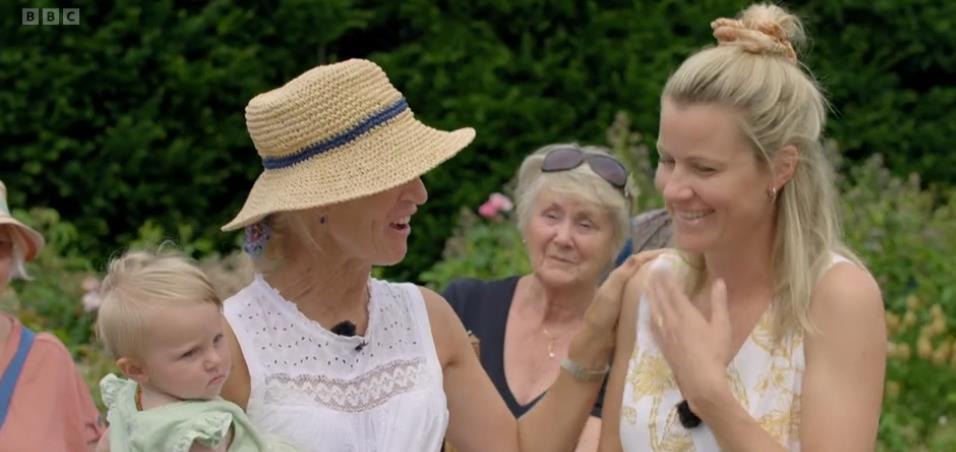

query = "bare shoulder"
[[417, 285, 469, 368], [418, 285, 461, 329], [622, 250, 682, 311], [810, 261, 884, 325]]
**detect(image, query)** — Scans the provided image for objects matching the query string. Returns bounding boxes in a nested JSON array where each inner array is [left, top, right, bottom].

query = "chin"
[[673, 234, 714, 255], [537, 270, 580, 288], [375, 251, 407, 267]]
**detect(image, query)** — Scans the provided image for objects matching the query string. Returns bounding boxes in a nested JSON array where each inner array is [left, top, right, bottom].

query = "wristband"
[[560, 358, 610, 383]]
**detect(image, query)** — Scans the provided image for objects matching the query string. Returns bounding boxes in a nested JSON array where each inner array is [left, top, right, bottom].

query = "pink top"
[[0, 313, 103, 451]]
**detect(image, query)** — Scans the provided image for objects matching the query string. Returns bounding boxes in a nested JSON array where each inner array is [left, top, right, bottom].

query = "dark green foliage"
[[1, 0, 371, 264], [1, 0, 953, 282]]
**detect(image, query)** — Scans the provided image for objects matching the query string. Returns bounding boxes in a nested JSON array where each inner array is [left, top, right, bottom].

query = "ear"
[[116, 357, 149, 385], [771, 145, 799, 190]]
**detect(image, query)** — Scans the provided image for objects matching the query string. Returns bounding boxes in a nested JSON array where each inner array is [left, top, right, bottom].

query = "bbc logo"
[[22, 8, 80, 26]]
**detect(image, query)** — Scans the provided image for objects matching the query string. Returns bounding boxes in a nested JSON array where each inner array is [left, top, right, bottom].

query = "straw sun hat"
[[222, 59, 476, 231], [0, 181, 45, 261]]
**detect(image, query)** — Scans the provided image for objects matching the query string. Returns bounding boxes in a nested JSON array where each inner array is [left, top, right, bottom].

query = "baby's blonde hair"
[[95, 249, 221, 360]]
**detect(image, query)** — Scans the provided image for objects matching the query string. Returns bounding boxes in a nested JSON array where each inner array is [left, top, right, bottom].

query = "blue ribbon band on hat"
[[261, 98, 409, 170]]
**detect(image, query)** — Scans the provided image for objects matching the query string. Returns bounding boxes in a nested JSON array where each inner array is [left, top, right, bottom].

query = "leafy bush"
[[837, 154, 956, 451], [1, 207, 97, 348], [420, 206, 529, 290], [3, 0, 954, 283]]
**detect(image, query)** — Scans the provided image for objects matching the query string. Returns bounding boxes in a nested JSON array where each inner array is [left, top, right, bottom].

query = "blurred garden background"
[[1, 0, 954, 450]]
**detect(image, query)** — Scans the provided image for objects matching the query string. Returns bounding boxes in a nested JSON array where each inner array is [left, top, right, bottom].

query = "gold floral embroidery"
[[627, 351, 675, 401], [622, 406, 638, 426], [758, 408, 792, 445], [789, 395, 801, 441], [727, 364, 750, 411], [755, 359, 790, 396], [653, 404, 694, 452], [624, 299, 805, 451]]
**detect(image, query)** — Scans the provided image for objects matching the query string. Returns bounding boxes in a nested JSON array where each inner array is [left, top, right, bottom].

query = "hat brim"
[[0, 219, 45, 261], [223, 113, 475, 231]]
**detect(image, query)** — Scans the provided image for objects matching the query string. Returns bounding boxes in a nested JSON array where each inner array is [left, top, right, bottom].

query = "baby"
[[94, 250, 296, 452]]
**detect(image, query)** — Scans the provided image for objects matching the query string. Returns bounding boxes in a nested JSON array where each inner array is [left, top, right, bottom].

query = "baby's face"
[[140, 302, 231, 401]]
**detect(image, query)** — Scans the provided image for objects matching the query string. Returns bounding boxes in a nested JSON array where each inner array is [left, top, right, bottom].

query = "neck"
[[263, 245, 373, 333], [522, 275, 594, 327], [137, 383, 182, 410], [701, 219, 777, 304]]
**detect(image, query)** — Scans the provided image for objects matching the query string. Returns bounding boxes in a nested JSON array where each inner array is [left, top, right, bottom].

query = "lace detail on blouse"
[[224, 275, 448, 452], [263, 357, 427, 413]]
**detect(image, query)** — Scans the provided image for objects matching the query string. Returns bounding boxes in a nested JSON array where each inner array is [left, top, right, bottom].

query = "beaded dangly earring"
[[242, 220, 272, 257]]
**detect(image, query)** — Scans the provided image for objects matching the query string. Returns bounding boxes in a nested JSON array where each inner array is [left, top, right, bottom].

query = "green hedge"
[[2, 0, 953, 281]]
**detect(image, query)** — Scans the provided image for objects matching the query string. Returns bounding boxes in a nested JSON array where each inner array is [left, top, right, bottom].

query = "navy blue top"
[[442, 276, 605, 418]]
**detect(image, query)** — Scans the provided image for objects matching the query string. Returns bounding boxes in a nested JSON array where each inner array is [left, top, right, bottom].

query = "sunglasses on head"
[[540, 146, 629, 192]]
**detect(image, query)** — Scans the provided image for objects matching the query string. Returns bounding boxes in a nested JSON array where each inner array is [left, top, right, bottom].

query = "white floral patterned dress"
[[619, 255, 851, 451]]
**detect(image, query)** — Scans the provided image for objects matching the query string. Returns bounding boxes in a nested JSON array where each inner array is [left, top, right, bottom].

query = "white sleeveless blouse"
[[224, 275, 448, 452], [619, 255, 851, 451]]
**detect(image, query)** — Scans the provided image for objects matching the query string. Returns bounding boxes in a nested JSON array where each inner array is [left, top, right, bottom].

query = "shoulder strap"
[[0, 325, 36, 429]]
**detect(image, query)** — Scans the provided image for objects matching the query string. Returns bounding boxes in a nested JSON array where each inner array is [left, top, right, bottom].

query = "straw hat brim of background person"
[[0, 181, 45, 261], [222, 59, 476, 231]]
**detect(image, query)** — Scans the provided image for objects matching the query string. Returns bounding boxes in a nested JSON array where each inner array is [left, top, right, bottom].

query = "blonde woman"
[[600, 3, 886, 451], [217, 59, 654, 452]]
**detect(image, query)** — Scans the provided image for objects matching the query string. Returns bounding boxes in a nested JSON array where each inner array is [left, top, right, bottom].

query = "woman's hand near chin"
[[580, 249, 667, 351]]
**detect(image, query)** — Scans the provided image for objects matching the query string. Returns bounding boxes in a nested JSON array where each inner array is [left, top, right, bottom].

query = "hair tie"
[[711, 17, 797, 64]]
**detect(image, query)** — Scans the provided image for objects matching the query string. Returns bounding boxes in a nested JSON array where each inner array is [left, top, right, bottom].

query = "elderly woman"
[[443, 144, 644, 451], [599, 3, 885, 451], [218, 59, 654, 452], [0, 180, 103, 450]]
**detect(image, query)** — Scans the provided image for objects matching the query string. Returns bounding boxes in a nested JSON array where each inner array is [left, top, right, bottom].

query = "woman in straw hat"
[[0, 180, 105, 450], [218, 59, 655, 452], [599, 3, 885, 451]]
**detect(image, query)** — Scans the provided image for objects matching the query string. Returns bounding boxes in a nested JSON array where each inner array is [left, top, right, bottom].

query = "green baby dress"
[[100, 374, 298, 452]]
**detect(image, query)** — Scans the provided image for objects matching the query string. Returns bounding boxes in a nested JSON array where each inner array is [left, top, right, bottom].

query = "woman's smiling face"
[[655, 98, 776, 254]]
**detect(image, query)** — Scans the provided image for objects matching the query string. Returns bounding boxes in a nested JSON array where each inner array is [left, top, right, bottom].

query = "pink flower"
[[478, 192, 514, 220], [81, 276, 100, 292], [489, 193, 513, 212], [478, 202, 498, 219], [82, 292, 101, 312], [81, 276, 101, 312]]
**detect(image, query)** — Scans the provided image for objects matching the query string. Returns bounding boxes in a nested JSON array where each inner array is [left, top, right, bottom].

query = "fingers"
[[584, 255, 643, 330], [709, 278, 730, 329], [630, 249, 667, 270], [648, 272, 680, 340], [648, 267, 681, 320], [602, 253, 644, 295]]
